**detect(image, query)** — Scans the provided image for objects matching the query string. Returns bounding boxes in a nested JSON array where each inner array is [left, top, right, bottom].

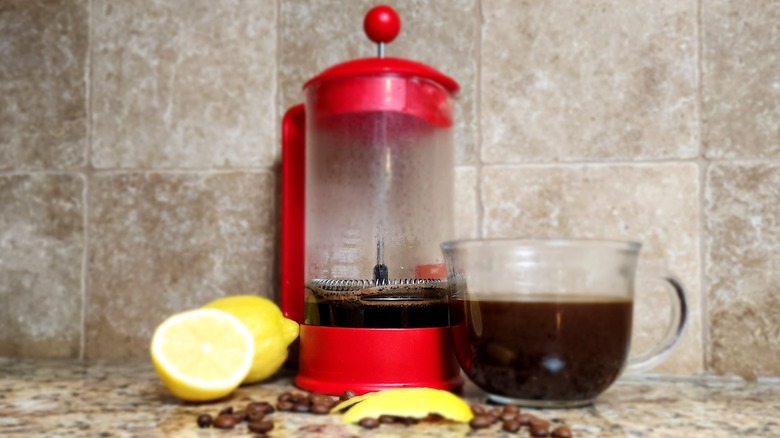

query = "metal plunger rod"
[[373, 239, 389, 284]]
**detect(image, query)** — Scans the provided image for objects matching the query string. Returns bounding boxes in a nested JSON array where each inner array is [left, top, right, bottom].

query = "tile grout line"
[[474, 0, 485, 239], [696, 0, 711, 375], [78, 0, 96, 362], [3, 157, 778, 179], [273, 0, 282, 302]]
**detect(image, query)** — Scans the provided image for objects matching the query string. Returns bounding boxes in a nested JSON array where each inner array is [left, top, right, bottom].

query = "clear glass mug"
[[441, 239, 688, 408]]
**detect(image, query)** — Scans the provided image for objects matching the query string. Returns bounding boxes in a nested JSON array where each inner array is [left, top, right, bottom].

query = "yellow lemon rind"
[[334, 388, 474, 424]]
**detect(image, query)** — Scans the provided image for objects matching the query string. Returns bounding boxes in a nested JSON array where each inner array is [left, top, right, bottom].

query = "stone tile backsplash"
[[1, 1, 778, 378]]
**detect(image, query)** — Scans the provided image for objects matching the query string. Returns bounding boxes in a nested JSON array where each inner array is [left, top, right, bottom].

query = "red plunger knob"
[[364, 5, 401, 44]]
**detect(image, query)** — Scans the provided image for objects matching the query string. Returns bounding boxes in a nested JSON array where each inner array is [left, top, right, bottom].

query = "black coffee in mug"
[[441, 239, 688, 407], [450, 294, 633, 403]]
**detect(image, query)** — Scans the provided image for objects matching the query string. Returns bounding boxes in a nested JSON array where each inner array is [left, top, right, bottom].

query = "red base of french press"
[[295, 324, 463, 396]]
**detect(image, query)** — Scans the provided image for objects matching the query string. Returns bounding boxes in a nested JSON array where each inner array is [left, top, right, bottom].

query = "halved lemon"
[[332, 388, 474, 424], [150, 308, 254, 401]]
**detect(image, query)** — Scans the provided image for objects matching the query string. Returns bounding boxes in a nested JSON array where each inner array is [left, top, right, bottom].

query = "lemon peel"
[[332, 388, 474, 424]]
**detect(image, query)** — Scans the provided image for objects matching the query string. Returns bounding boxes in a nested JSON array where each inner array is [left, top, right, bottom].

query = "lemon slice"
[[150, 308, 254, 401], [332, 388, 474, 424], [203, 295, 299, 384]]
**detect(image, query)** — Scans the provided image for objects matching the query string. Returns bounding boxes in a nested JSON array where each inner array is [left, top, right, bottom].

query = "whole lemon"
[[203, 295, 299, 384]]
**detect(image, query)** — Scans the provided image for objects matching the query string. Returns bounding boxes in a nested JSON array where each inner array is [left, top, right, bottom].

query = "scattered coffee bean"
[[378, 415, 396, 424], [552, 426, 573, 438], [310, 394, 334, 406], [426, 413, 445, 422], [218, 406, 234, 416], [471, 404, 486, 415], [291, 392, 308, 404], [469, 415, 493, 429], [196, 414, 212, 428], [400, 417, 419, 425], [232, 410, 248, 422], [293, 403, 310, 413], [500, 411, 519, 422], [213, 414, 237, 429], [530, 417, 551, 429], [488, 407, 502, 417], [358, 417, 380, 429], [247, 419, 275, 434], [247, 411, 266, 423], [503, 405, 521, 415], [517, 413, 534, 426], [340, 390, 357, 401], [247, 401, 273, 415], [278, 392, 293, 402], [530, 423, 551, 437], [310, 403, 331, 415], [276, 400, 294, 412], [502, 419, 521, 433], [259, 402, 275, 415]]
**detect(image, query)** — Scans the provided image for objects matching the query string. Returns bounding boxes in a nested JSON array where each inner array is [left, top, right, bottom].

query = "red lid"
[[304, 57, 459, 96], [303, 5, 459, 96], [301, 6, 459, 127]]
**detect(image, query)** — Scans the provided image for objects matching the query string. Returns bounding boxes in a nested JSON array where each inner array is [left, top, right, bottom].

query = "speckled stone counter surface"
[[1, 359, 779, 437]]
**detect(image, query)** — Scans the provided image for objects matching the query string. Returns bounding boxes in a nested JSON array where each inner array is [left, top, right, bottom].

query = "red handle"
[[281, 104, 306, 323]]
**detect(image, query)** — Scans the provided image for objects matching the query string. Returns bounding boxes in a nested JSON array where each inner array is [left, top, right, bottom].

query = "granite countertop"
[[1, 359, 778, 438]]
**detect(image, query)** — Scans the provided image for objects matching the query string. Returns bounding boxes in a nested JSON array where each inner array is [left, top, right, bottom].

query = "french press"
[[281, 5, 461, 395]]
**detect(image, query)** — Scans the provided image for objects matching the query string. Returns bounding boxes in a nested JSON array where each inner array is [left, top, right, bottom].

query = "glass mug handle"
[[624, 273, 689, 374]]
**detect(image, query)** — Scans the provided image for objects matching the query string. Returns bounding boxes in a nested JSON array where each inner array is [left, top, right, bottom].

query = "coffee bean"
[[426, 413, 445, 422], [530, 423, 551, 437], [551, 426, 573, 438], [340, 390, 357, 401], [400, 417, 419, 425], [500, 412, 519, 422], [502, 419, 521, 433], [530, 417, 551, 429], [276, 400, 294, 411], [246, 402, 270, 415], [517, 413, 534, 425], [218, 406, 234, 416], [471, 404, 486, 415], [358, 417, 380, 429], [278, 392, 293, 402], [310, 403, 331, 415], [232, 410, 247, 422], [310, 394, 334, 406], [293, 403, 310, 413], [378, 414, 396, 424], [257, 402, 275, 415], [247, 419, 275, 434], [247, 411, 266, 423], [489, 407, 502, 417], [503, 405, 521, 415], [196, 414, 212, 428], [469, 415, 493, 429], [213, 414, 237, 429], [291, 392, 308, 404]]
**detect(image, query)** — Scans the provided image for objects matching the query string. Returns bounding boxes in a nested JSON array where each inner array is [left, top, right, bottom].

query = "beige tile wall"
[[0, 0, 778, 378]]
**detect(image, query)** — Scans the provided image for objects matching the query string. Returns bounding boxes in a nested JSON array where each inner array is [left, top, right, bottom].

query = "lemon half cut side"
[[151, 308, 255, 402]]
